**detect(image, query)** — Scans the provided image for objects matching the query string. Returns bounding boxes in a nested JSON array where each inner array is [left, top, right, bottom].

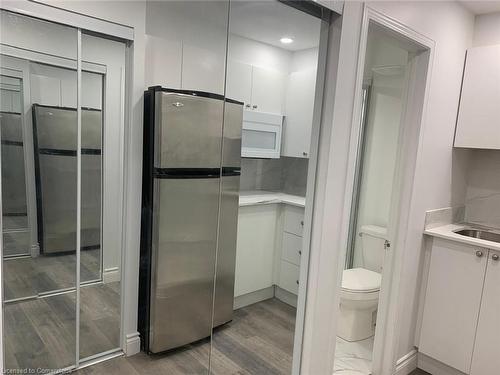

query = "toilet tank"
[[359, 225, 387, 273]]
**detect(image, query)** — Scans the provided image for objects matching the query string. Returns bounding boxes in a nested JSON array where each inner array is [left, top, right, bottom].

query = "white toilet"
[[338, 225, 386, 342]]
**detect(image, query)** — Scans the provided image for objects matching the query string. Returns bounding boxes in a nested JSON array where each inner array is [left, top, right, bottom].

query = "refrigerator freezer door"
[[150, 176, 220, 353], [155, 92, 223, 169]]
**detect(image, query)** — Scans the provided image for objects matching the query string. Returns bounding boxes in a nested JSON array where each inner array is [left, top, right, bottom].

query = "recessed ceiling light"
[[280, 37, 293, 44]]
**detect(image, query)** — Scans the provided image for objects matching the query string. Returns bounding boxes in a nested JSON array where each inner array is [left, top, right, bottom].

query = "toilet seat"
[[342, 268, 381, 293]]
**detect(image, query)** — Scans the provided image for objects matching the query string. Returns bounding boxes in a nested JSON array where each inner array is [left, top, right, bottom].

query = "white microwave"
[[241, 111, 283, 159]]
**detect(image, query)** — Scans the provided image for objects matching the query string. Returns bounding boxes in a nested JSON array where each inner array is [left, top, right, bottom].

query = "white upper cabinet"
[[225, 59, 285, 114], [455, 44, 500, 149], [282, 67, 316, 158], [250, 66, 285, 114], [226, 59, 252, 107]]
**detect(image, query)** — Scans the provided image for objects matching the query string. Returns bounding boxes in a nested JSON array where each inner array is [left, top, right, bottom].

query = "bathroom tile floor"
[[333, 336, 374, 374]]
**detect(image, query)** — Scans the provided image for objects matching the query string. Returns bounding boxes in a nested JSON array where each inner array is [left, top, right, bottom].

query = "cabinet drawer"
[[282, 232, 302, 266], [283, 205, 304, 236], [279, 261, 300, 295]]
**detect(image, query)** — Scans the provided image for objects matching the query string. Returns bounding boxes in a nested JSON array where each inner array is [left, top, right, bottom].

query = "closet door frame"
[[0, 3, 134, 371]]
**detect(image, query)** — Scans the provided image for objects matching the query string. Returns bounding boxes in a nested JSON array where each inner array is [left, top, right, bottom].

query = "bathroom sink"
[[454, 229, 500, 243]]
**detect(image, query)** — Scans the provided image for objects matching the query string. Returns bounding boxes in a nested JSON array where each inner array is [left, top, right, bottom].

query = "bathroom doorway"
[[334, 8, 432, 375]]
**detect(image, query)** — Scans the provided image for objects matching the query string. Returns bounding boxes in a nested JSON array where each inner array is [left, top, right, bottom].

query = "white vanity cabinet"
[[226, 59, 286, 114], [419, 238, 500, 374], [470, 249, 500, 375], [454, 44, 500, 149]]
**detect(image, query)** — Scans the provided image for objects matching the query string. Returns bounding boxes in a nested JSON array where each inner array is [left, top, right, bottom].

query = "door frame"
[[299, 3, 435, 374], [341, 6, 435, 375]]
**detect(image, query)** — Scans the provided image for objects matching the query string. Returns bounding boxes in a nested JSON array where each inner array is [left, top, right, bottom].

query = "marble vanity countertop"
[[239, 190, 306, 208], [424, 223, 500, 251]]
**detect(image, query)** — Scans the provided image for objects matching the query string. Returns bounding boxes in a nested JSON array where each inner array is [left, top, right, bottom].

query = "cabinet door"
[[234, 204, 278, 297], [182, 43, 226, 95], [226, 60, 252, 107], [278, 260, 300, 295], [455, 45, 500, 149], [251, 66, 285, 114], [470, 250, 500, 375], [282, 68, 316, 158], [419, 239, 487, 373]]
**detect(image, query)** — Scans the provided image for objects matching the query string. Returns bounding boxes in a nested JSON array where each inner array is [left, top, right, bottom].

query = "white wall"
[[363, 1, 475, 361]]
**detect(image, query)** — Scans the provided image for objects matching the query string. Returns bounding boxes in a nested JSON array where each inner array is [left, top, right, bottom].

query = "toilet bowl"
[[338, 267, 381, 342]]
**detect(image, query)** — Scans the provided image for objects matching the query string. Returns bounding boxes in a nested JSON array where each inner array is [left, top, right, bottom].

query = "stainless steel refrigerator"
[[139, 87, 243, 354]]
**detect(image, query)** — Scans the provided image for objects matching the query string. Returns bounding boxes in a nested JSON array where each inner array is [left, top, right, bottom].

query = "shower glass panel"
[[1, 10, 78, 371]]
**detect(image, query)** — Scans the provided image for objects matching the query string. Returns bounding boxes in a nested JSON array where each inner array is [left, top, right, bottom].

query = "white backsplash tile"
[[465, 150, 500, 229], [425, 206, 465, 229]]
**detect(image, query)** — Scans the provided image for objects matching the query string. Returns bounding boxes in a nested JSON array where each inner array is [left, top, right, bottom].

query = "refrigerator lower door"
[[150, 176, 220, 353], [213, 173, 240, 327]]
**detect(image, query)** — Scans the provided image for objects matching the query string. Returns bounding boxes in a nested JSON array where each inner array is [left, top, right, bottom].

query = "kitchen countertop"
[[239, 190, 306, 208], [424, 223, 500, 251]]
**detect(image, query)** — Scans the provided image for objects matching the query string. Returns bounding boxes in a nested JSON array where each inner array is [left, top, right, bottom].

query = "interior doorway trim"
[[343, 5, 435, 375]]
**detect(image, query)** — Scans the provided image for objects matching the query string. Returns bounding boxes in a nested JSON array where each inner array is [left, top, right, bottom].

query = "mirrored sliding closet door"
[[0, 9, 127, 372], [209, 2, 330, 375], [138, 1, 332, 375]]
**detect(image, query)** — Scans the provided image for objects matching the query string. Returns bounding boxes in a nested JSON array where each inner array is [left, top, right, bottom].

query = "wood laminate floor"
[[4, 281, 120, 370], [3, 249, 100, 301], [78, 298, 296, 375]]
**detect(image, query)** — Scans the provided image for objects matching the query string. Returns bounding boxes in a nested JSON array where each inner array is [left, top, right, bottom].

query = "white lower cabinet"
[[234, 204, 278, 297], [278, 206, 305, 296], [235, 201, 305, 303], [278, 261, 300, 295], [419, 238, 499, 374], [470, 249, 500, 375], [282, 232, 301, 266]]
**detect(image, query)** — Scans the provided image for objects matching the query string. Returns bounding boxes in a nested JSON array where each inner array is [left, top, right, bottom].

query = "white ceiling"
[[229, 1, 321, 51], [460, 1, 500, 15]]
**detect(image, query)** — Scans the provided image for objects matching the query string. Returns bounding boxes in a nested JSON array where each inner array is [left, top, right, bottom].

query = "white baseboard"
[[125, 332, 140, 356], [418, 353, 466, 375], [30, 243, 39, 257], [234, 287, 274, 309], [274, 286, 298, 308], [395, 349, 418, 375], [103, 267, 120, 283]]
